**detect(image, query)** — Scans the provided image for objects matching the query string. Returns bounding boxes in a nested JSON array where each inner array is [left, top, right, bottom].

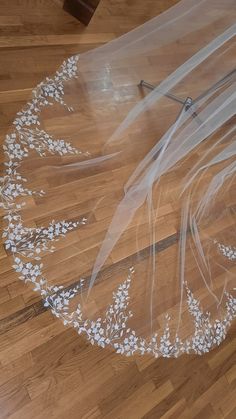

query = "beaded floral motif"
[[1, 55, 235, 358]]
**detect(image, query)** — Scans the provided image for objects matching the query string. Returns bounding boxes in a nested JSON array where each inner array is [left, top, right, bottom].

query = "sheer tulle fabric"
[[2, 0, 235, 357]]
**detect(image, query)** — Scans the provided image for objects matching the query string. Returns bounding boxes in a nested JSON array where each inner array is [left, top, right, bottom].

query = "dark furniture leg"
[[63, 0, 101, 25]]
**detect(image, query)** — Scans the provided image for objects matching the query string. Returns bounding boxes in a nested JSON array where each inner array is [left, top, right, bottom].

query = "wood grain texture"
[[0, 0, 235, 418]]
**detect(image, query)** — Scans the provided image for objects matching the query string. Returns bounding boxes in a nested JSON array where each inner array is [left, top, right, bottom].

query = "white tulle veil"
[[1, 0, 235, 357]]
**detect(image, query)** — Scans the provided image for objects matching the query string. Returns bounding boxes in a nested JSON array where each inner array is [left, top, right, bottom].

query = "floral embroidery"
[[215, 240, 236, 261], [12, 56, 79, 133], [4, 219, 86, 258], [184, 285, 235, 355], [1, 55, 235, 358]]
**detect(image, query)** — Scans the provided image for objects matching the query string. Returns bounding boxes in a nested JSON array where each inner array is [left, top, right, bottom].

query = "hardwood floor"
[[0, 1, 235, 418]]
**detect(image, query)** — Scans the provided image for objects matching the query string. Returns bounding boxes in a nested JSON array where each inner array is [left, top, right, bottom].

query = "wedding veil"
[[2, 0, 236, 357]]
